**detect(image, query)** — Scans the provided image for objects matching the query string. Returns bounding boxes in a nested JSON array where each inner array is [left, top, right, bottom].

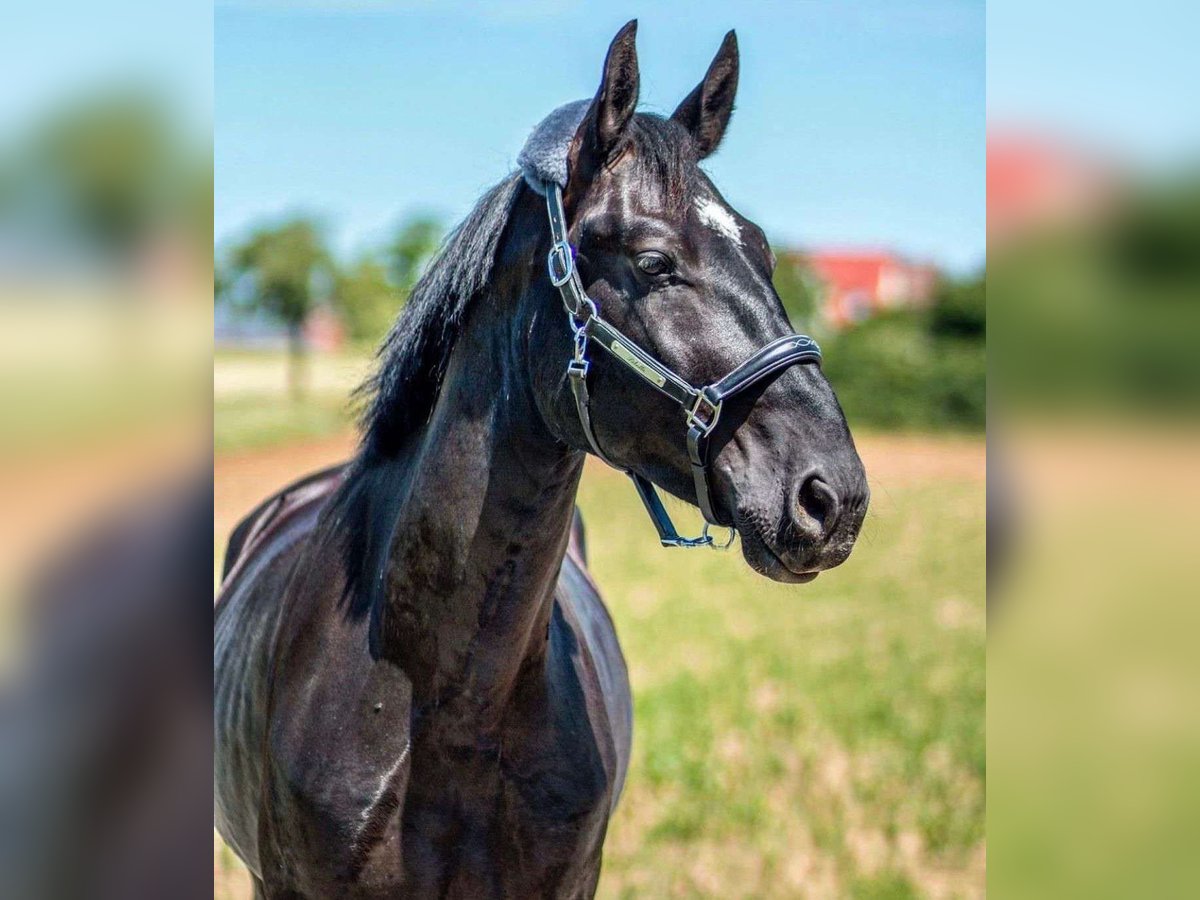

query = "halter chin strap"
[[543, 182, 823, 549]]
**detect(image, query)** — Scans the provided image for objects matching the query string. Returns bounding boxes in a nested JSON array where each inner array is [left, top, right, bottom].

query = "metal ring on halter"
[[572, 294, 598, 323], [703, 522, 737, 550], [547, 240, 574, 287]]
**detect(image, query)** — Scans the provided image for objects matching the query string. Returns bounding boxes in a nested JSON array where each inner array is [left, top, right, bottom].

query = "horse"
[[215, 21, 868, 898]]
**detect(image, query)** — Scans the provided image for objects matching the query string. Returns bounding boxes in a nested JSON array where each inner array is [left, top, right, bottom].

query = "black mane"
[[358, 172, 525, 459]]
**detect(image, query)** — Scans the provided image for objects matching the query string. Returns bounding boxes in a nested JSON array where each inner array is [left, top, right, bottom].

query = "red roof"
[[808, 251, 894, 294], [987, 131, 1119, 241], [801, 250, 937, 327]]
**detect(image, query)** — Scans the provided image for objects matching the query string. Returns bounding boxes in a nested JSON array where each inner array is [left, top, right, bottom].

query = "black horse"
[[215, 22, 868, 898]]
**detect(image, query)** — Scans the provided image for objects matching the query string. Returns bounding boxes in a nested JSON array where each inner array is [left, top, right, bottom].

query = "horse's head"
[[530, 22, 868, 583]]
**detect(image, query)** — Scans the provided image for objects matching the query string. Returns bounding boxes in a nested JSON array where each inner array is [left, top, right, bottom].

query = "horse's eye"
[[636, 251, 673, 278]]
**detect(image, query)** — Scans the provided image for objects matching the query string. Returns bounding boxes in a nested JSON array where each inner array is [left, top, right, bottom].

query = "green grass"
[[579, 465, 985, 897], [213, 349, 370, 452], [214, 393, 354, 453]]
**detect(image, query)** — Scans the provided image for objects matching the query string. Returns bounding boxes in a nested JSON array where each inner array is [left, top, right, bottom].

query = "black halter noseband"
[[543, 183, 823, 549]]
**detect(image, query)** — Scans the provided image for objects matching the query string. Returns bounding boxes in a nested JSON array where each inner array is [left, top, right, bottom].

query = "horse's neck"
[[371, 295, 583, 721]]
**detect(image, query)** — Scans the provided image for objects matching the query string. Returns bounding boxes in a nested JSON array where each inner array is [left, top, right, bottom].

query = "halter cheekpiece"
[[541, 182, 823, 549]]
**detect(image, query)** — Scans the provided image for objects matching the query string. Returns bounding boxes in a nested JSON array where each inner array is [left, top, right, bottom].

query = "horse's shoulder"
[[220, 462, 348, 586], [260, 613, 416, 890]]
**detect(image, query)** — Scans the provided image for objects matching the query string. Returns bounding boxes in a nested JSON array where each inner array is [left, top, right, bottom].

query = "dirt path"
[[214, 433, 356, 543], [214, 430, 985, 542], [854, 431, 986, 487]]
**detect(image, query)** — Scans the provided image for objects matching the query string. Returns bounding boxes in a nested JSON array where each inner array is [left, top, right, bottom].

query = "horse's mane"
[[356, 172, 525, 459], [329, 115, 696, 617]]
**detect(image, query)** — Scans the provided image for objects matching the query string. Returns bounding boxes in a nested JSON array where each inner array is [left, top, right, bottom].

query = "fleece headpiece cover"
[[516, 99, 592, 196]]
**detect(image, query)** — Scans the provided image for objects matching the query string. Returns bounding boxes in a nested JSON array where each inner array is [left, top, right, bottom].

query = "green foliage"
[[929, 273, 985, 341], [226, 218, 332, 332], [324, 216, 443, 348], [821, 275, 986, 431], [773, 250, 820, 330], [17, 88, 207, 259], [1110, 176, 1200, 284], [988, 213, 1200, 417], [386, 215, 442, 295], [334, 257, 396, 344], [992, 181, 1200, 416], [216, 213, 444, 355], [222, 218, 334, 397]]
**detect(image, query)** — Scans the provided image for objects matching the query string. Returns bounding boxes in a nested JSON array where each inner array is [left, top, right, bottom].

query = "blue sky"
[[3, 1, 211, 134], [988, 0, 1200, 166], [216, 1, 984, 273]]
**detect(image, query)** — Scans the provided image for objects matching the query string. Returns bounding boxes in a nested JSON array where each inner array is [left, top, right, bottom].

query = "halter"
[[543, 182, 823, 549]]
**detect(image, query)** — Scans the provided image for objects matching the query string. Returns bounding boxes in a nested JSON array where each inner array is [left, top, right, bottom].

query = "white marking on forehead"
[[694, 195, 743, 247]]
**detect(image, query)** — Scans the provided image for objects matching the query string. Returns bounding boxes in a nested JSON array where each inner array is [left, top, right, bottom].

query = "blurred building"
[[987, 132, 1120, 243], [214, 304, 345, 351], [303, 305, 345, 352], [792, 249, 938, 328]]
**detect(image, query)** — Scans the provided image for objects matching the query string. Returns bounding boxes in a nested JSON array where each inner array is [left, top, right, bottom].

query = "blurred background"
[[988, 1, 1200, 897], [1, 2, 212, 898], [213, 2, 984, 898]]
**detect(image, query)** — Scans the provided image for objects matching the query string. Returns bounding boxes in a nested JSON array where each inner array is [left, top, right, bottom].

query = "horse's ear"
[[567, 20, 640, 189], [672, 30, 739, 158]]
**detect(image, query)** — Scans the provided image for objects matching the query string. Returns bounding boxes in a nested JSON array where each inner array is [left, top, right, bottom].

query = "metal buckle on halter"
[[566, 357, 589, 381], [547, 240, 574, 287], [686, 392, 723, 435], [660, 533, 712, 548], [660, 522, 736, 550]]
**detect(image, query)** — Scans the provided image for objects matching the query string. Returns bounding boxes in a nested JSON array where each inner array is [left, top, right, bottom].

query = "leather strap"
[[631, 473, 704, 547], [709, 334, 823, 401], [586, 317, 698, 407], [546, 184, 594, 321], [687, 423, 720, 525], [567, 357, 620, 468]]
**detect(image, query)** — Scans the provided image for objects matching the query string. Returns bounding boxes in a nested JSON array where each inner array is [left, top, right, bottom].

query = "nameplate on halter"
[[610, 340, 667, 388]]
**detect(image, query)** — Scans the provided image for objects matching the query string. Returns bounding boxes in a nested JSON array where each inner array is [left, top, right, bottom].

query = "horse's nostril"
[[795, 476, 839, 537]]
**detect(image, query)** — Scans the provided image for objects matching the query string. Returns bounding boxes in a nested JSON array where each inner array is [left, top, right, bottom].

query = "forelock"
[[624, 114, 699, 208]]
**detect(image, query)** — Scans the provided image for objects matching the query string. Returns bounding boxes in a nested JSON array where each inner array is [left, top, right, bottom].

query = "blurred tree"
[[213, 261, 229, 303], [1110, 176, 1200, 285], [929, 273, 986, 341], [226, 219, 332, 398], [334, 257, 395, 345], [385, 215, 442, 296], [329, 214, 442, 348], [821, 271, 987, 431], [771, 250, 820, 331], [185, 151, 215, 265], [27, 91, 180, 261]]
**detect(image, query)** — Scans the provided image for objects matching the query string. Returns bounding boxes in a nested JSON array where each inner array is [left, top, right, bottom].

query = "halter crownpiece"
[[539, 180, 824, 549]]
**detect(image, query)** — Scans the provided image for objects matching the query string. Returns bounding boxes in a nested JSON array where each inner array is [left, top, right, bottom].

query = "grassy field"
[[214, 348, 373, 453], [585, 462, 984, 898], [214, 351, 985, 898]]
